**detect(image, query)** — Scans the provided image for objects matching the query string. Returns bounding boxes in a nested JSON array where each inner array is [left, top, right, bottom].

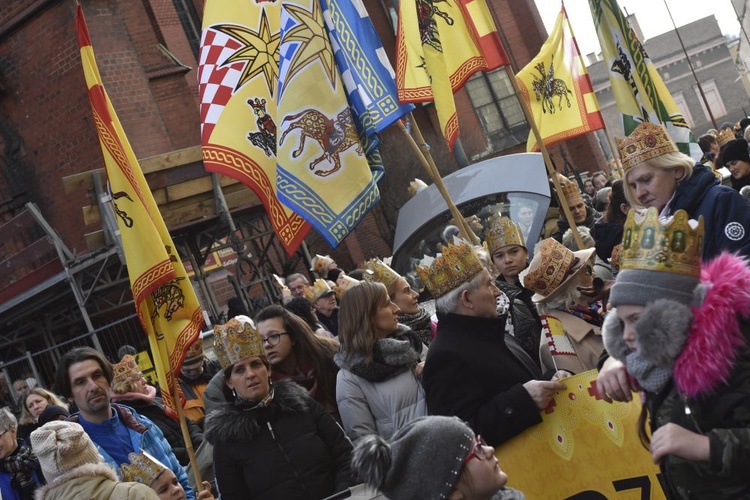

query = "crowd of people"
[[2, 121, 750, 499]]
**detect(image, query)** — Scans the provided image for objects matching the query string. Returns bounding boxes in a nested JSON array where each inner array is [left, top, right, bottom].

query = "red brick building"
[[0, 0, 605, 368]]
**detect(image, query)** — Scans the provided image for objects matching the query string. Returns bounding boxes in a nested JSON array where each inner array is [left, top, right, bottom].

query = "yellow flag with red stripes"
[[516, 5, 604, 152], [76, 5, 204, 417], [396, 0, 509, 150]]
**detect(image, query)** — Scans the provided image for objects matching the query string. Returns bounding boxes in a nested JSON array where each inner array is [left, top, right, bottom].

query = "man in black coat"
[[420, 242, 564, 447]]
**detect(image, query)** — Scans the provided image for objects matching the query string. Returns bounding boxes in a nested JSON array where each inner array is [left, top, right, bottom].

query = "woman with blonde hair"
[[17, 388, 68, 440], [619, 122, 750, 259], [335, 281, 427, 443]]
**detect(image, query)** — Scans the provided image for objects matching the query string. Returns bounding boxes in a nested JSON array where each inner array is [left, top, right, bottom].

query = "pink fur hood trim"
[[674, 252, 750, 398]]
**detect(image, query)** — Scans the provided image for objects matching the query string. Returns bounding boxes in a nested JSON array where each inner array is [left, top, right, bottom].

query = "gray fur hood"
[[203, 378, 311, 444]]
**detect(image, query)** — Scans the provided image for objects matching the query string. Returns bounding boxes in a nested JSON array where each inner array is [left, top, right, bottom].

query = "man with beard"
[[54, 347, 195, 500]]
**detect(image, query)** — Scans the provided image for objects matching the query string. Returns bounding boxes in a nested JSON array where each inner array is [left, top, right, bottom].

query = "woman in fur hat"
[[203, 317, 355, 499], [352, 415, 524, 500], [335, 281, 427, 443], [602, 208, 750, 498]]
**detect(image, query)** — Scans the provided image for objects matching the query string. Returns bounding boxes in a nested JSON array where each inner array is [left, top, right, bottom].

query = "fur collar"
[[203, 379, 310, 444], [674, 253, 750, 398], [603, 253, 750, 398], [35, 463, 118, 500]]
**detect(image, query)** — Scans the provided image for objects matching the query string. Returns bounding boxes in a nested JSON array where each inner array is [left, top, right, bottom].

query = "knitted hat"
[[352, 416, 474, 500], [111, 355, 142, 394], [31, 421, 103, 483], [38, 405, 70, 426], [609, 269, 698, 307], [721, 139, 750, 164]]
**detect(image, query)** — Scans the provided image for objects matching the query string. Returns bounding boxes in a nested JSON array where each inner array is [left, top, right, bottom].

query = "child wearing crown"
[[602, 208, 750, 498]]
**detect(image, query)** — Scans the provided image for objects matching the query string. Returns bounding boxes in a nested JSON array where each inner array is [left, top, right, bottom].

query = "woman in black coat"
[[203, 317, 355, 500]]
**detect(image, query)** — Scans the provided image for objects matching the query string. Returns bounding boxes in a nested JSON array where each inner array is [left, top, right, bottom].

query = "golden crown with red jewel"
[[620, 208, 704, 278], [415, 240, 484, 298], [212, 316, 264, 369], [484, 215, 526, 255], [616, 122, 679, 171], [717, 128, 736, 147]]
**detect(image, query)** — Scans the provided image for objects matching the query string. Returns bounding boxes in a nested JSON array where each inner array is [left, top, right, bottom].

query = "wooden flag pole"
[[171, 368, 204, 488], [397, 116, 480, 245], [603, 128, 626, 179], [504, 66, 584, 249]]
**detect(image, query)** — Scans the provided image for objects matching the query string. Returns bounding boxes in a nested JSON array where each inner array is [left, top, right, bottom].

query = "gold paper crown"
[[523, 238, 575, 298], [304, 279, 334, 303], [620, 208, 703, 277], [556, 174, 583, 204], [363, 258, 401, 291], [120, 452, 167, 486], [310, 254, 334, 275], [484, 215, 526, 255], [334, 274, 361, 299], [616, 122, 679, 171], [415, 241, 484, 298], [212, 317, 264, 369], [112, 355, 141, 394], [717, 128, 736, 147]]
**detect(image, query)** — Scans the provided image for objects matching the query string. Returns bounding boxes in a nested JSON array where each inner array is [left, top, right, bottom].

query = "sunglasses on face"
[[463, 435, 492, 464]]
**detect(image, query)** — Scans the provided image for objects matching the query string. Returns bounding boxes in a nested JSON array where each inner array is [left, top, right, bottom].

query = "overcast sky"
[[532, 0, 743, 59]]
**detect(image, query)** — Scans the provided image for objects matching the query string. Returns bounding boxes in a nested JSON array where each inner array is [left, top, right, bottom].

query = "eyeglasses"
[[0, 429, 8, 438], [262, 332, 288, 346], [463, 435, 492, 464]]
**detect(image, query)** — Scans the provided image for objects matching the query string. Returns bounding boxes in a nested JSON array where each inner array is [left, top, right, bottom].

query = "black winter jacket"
[[203, 379, 355, 500], [424, 313, 543, 447]]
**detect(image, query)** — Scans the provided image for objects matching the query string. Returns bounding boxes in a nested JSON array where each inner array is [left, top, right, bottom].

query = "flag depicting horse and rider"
[[516, 5, 605, 152]]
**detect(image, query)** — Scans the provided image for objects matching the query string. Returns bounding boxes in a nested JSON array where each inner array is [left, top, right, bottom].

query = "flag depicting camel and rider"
[[198, 0, 412, 252]]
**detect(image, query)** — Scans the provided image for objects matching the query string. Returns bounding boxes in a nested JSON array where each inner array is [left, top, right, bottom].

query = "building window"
[[672, 92, 694, 128], [465, 69, 529, 151], [172, 0, 202, 59], [694, 80, 727, 122]]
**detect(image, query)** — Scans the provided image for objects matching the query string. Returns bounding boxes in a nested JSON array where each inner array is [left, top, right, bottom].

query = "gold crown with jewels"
[[620, 208, 703, 277], [616, 122, 679, 171], [304, 279, 335, 303], [416, 241, 484, 298], [484, 215, 526, 255], [363, 258, 401, 291], [212, 316, 264, 369], [120, 452, 167, 486]]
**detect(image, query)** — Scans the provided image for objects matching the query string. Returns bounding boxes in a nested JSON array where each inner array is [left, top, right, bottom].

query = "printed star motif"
[[282, 1, 336, 89], [213, 13, 280, 94]]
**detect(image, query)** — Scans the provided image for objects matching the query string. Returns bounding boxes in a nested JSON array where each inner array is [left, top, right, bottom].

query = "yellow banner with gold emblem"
[[77, 6, 204, 417], [496, 370, 666, 498]]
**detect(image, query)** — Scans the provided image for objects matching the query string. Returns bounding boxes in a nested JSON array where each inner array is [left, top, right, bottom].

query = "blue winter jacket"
[[70, 404, 194, 500], [670, 164, 750, 259]]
